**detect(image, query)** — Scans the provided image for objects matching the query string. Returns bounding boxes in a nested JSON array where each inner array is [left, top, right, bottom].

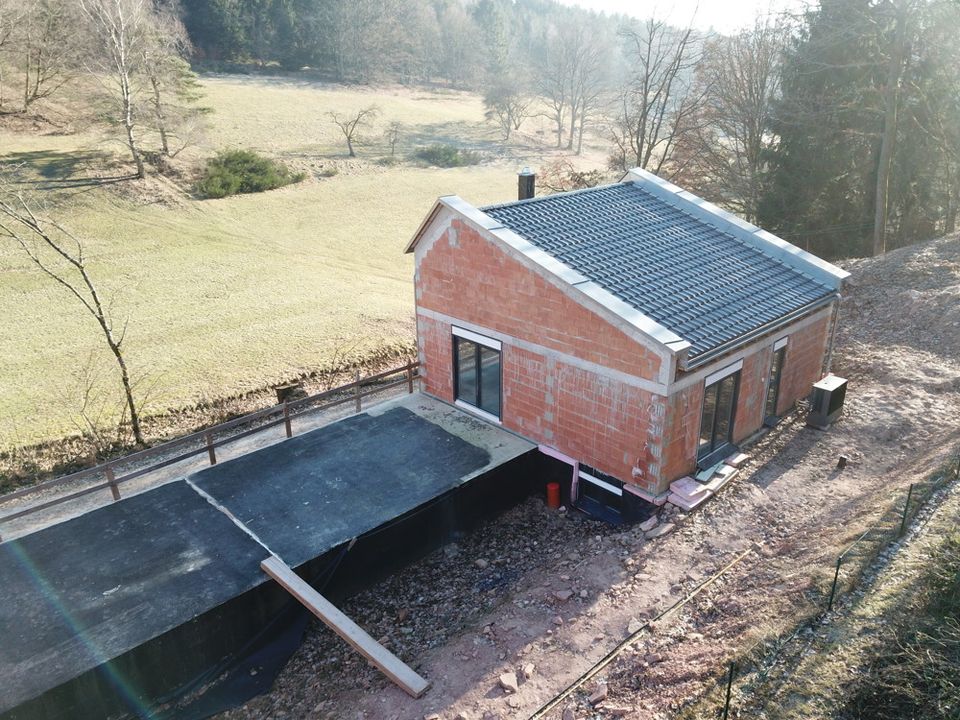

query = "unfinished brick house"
[[405, 168, 849, 520]]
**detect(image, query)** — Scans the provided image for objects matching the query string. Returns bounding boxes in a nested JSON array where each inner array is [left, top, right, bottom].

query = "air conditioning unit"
[[807, 375, 848, 430]]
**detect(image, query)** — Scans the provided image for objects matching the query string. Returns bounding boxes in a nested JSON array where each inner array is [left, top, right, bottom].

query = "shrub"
[[415, 144, 481, 168], [196, 150, 305, 199]]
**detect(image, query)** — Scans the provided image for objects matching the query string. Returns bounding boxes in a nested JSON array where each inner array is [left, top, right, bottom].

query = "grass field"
[[0, 75, 559, 449]]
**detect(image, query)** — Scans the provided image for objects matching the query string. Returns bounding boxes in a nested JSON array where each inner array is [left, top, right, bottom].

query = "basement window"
[[453, 327, 501, 421]]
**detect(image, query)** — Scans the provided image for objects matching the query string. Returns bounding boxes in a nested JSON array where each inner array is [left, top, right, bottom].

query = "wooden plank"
[[261, 555, 431, 698]]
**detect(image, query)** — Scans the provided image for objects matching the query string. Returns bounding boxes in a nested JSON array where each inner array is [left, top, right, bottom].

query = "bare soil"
[[214, 235, 960, 720]]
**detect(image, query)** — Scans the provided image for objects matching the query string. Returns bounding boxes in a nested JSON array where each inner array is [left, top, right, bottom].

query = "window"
[[764, 339, 788, 423], [698, 364, 741, 463], [453, 328, 501, 420]]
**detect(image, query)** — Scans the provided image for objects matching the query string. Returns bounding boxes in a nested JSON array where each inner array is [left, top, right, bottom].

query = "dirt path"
[[215, 240, 960, 720]]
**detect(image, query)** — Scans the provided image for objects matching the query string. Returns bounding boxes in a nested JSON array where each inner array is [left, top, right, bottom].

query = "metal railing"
[[0, 361, 420, 540]]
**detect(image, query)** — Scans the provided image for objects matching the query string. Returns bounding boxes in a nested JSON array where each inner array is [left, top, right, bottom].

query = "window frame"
[[452, 326, 502, 423], [697, 363, 742, 465], [764, 337, 789, 425]]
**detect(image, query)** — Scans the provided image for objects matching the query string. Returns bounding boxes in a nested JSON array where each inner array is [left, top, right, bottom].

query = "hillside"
[[0, 75, 606, 454]]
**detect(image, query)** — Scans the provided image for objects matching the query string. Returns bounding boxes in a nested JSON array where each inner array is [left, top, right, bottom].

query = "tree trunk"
[[346, 136, 355, 157], [101, 321, 144, 445], [120, 73, 144, 178], [150, 75, 169, 157], [873, 4, 906, 256], [566, 104, 577, 151], [576, 117, 585, 155]]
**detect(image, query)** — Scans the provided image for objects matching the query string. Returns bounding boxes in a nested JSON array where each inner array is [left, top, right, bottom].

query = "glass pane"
[[698, 383, 717, 455], [715, 373, 737, 445], [765, 348, 785, 418], [479, 346, 501, 417], [456, 339, 477, 405]]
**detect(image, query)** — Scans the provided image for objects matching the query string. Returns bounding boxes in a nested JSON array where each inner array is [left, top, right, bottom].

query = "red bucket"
[[546, 482, 561, 509]]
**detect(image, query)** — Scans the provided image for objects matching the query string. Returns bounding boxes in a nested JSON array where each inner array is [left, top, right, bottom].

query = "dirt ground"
[[214, 235, 960, 720]]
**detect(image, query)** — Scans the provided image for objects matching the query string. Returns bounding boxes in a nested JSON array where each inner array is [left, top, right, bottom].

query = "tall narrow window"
[[453, 328, 501, 420], [765, 341, 787, 423], [698, 366, 740, 463]]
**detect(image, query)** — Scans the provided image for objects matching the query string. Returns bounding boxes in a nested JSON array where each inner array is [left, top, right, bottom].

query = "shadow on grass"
[[1, 149, 135, 189]]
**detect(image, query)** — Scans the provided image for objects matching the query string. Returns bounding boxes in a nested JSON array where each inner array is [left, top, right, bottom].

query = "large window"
[[453, 328, 501, 420], [764, 339, 788, 423], [698, 365, 741, 463]]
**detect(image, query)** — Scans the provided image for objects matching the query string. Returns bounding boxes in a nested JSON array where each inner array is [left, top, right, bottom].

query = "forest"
[[174, 0, 960, 259]]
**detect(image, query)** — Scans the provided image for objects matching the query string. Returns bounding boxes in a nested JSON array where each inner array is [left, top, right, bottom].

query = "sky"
[[558, 0, 812, 34]]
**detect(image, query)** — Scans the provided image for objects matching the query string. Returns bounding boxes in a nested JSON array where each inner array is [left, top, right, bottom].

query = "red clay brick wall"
[[659, 308, 833, 484], [733, 351, 768, 444], [416, 219, 663, 383], [415, 218, 667, 491], [661, 382, 703, 483], [776, 310, 832, 416]]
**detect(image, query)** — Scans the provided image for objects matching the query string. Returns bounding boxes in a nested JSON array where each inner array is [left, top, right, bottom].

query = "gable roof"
[[407, 168, 848, 369]]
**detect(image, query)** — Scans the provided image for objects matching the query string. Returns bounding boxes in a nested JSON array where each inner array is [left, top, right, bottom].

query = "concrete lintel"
[[416, 307, 669, 396]]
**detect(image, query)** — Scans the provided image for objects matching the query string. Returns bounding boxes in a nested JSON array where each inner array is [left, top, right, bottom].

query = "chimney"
[[518, 167, 536, 201]]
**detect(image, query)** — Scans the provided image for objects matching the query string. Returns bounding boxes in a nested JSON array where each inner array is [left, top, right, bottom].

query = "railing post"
[[721, 661, 735, 720], [828, 555, 842, 611], [206, 432, 217, 465], [407, 362, 414, 394], [283, 402, 293, 438], [899, 483, 915, 537], [105, 465, 121, 502], [355, 369, 362, 412]]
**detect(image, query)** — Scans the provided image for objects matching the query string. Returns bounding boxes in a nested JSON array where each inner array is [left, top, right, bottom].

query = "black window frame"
[[764, 343, 788, 425], [697, 368, 741, 466], [452, 331, 502, 420]]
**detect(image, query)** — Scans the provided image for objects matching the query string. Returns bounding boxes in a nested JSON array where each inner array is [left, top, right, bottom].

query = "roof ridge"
[[480, 181, 626, 212]]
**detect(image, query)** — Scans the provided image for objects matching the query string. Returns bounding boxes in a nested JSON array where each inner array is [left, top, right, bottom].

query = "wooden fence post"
[[828, 555, 843, 611], [899, 483, 915, 537], [206, 432, 217, 465], [355, 369, 362, 412], [283, 402, 293, 438], [721, 661, 735, 720], [105, 465, 121, 502], [407, 362, 414, 393]]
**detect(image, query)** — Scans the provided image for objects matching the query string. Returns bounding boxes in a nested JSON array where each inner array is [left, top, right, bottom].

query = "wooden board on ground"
[[261, 555, 431, 698]]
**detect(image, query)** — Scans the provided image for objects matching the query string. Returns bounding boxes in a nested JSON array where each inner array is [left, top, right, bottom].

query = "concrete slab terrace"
[[0, 393, 536, 719]]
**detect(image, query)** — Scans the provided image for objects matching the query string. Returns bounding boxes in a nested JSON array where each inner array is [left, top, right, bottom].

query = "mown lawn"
[[0, 75, 524, 448]]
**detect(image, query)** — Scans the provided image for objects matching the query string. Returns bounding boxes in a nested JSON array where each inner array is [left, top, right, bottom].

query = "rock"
[[506, 697, 521, 709], [645, 522, 675, 539], [627, 617, 645, 634], [453, 713, 472, 720], [554, 589, 574, 601], [552, 615, 564, 626], [482, 713, 502, 720], [588, 681, 608, 705], [424, 714, 440, 720], [638, 516, 659, 533], [644, 653, 664, 665], [604, 706, 633, 717], [475, 558, 489, 569], [521, 662, 535, 679], [397, 608, 410, 622], [579, 589, 588, 598], [443, 543, 461, 558], [498, 671, 519, 694], [562, 709, 577, 720]]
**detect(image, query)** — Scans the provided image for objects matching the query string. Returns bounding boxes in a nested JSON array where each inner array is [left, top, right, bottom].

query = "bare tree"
[[484, 75, 533, 141], [79, 0, 151, 178], [9, 0, 77, 112], [329, 105, 379, 157], [384, 120, 402, 157], [537, 25, 571, 148], [673, 19, 787, 222], [0, 183, 145, 445], [608, 17, 708, 176], [141, 4, 205, 159]]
